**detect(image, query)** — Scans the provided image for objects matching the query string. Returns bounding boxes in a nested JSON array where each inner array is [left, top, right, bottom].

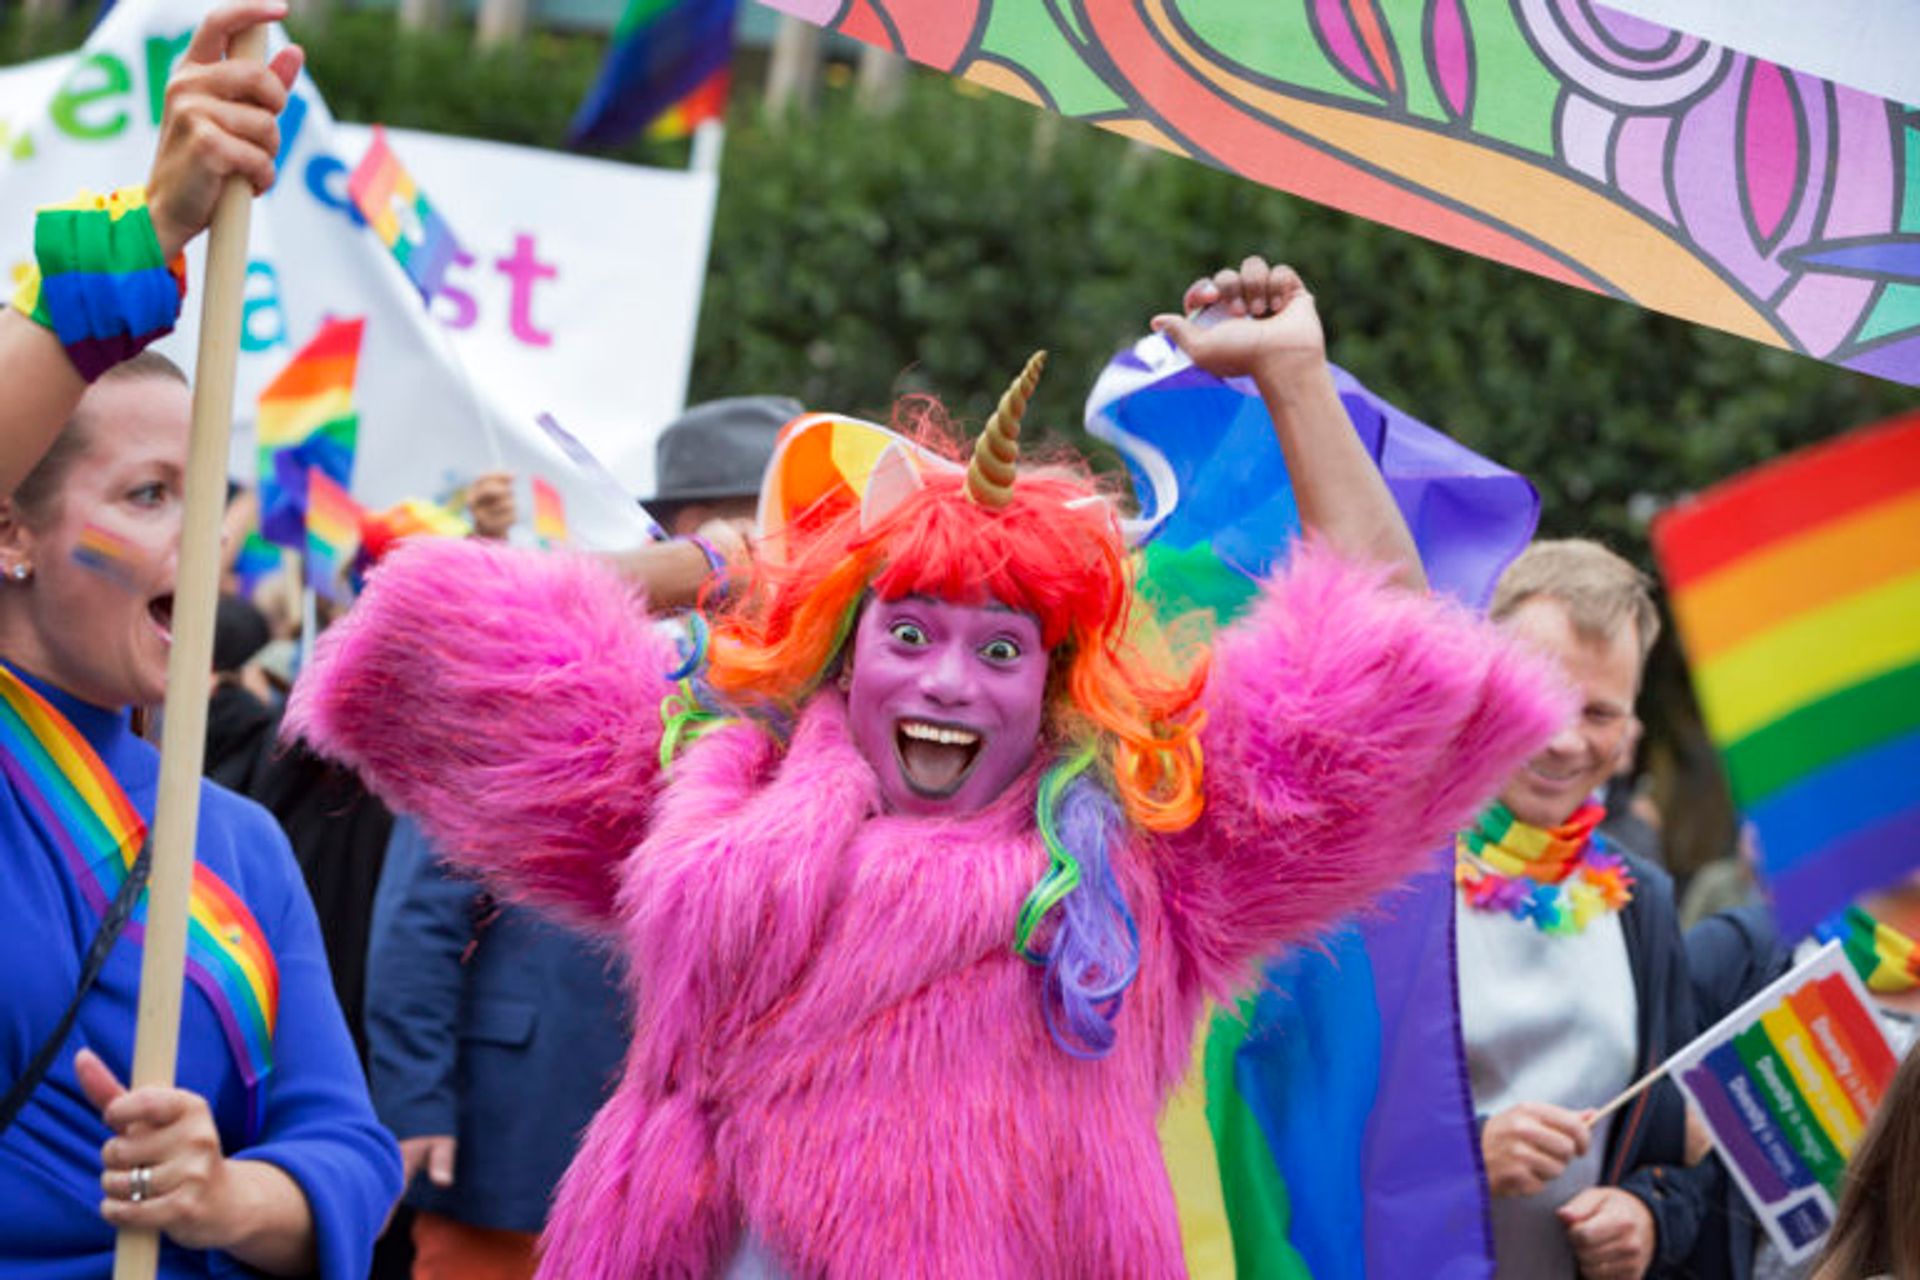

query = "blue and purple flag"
[[568, 0, 738, 150]]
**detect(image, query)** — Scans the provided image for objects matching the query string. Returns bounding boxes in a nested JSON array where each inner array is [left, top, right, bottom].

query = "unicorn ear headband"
[[756, 350, 1139, 549]]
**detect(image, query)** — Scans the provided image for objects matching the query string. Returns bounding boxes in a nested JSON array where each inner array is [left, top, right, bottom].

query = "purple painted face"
[[846, 595, 1050, 816]]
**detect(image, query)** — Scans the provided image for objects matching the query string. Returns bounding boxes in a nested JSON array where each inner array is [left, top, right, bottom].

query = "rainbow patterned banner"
[[347, 125, 462, 304], [765, 0, 1920, 385], [0, 665, 279, 1128], [305, 467, 364, 604], [1652, 413, 1920, 936], [1670, 942, 1897, 1264]]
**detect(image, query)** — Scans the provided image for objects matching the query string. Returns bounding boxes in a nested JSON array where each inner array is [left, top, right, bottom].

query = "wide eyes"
[[884, 618, 1025, 665], [980, 637, 1022, 664]]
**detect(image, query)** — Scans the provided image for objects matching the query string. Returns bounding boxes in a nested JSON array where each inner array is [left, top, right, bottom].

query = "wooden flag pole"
[[1588, 1058, 1676, 1127], [113, 24, 269, 1280]]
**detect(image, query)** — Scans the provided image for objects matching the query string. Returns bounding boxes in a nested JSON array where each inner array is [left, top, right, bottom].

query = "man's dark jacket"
[[364, 818, 631, 1234], [1538, 853, 1707, 1273]]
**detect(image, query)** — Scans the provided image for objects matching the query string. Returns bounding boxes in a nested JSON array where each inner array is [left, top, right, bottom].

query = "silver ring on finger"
[[129, 1164, 152, 1203]]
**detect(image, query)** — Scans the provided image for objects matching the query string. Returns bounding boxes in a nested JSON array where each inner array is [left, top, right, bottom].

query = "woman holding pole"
[[0, 6, 402, 1276]]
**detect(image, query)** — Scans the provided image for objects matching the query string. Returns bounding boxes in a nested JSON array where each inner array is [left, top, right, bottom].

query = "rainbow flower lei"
[[1455, 801, 1634, 936]]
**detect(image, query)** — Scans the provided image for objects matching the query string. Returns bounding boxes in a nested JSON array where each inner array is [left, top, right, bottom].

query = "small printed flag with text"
[[1666, 942, 1898, 1264]]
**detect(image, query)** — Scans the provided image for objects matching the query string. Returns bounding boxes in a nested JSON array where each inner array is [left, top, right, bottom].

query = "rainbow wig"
[[702, 359, 1207, 1056]]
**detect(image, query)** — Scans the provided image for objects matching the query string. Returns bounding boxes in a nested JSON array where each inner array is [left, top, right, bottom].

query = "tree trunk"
[[22, 0, 74, 21], [764, 14, 821, 121], [855, 43, 907, 115], [399, 0, 450, 33], [476, 0, 530, 49]]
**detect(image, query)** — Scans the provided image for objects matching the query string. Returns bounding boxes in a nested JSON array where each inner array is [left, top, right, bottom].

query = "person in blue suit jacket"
[[364, 816, 630, 1278]]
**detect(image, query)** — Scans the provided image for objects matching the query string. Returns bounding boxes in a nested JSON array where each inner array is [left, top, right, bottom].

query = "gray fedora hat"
[[641, 395, 804, 505]]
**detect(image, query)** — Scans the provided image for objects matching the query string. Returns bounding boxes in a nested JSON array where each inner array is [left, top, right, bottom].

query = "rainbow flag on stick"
[[257, 318, 364, 548], [348, 125, 462, 303], [531, 476, 568, 547], [1652, 413, 1920, 937], [305, 468, 364, 604], [1669, 942, 1897, 1263]]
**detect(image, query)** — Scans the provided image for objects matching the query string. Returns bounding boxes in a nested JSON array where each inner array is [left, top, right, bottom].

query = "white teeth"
[[900, 721, 980, 747]]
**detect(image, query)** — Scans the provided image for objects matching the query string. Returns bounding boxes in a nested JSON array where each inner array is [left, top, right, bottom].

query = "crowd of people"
[[1, 4, 1915, 1278]]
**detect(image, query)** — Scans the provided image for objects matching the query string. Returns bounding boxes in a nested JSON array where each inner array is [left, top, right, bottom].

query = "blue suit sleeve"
[[365, 818, 476, 1144], [226, 802, 404, 1280]]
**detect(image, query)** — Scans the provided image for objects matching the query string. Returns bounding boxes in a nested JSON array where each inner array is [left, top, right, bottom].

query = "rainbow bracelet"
[[10, 186, 188, 382]]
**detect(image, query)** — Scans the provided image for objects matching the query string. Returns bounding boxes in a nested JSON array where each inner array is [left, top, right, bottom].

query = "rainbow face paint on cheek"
[[71, 522, 146, 592], [846, 596, 1049, 816]]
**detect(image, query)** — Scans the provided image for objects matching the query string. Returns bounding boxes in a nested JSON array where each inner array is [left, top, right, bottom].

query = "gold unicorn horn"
[[966, 349, 1046, 510]]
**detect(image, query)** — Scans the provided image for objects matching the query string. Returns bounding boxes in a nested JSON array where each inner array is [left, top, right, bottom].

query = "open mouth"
[[148, 593, 174, 643], [893, 719, 983, 798]]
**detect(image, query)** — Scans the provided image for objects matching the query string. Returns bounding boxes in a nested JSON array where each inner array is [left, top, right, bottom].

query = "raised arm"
[[1152, 256, 1424, 590], [2, 1, 301, 493], [286, 537, 688, 930], [1164, 546, 1570, 998], [1147, 257, 1567, 998]]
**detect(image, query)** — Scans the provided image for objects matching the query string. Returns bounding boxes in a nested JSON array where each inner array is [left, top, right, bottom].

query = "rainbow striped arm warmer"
[[10, 186, 188, 382]]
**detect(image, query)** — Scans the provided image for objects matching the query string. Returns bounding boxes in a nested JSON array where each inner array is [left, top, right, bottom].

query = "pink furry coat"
[[289, 537, 1568, 1278]]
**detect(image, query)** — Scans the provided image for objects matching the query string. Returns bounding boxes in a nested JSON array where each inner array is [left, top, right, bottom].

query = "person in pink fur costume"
[[290, 259, 1571, 1277]]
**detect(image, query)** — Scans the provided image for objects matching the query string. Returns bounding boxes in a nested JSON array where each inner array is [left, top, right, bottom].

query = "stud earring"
[[8, 564, 29, 582]]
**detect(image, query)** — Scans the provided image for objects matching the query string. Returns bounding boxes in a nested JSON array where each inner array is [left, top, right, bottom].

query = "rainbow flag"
[[305, 468, 364, 604], [0, 664, 279, 1134], [1651, 413, 1920, 937], [347, 126, 462, 303], [1671, 942, 1897, 1264], [648, 65, 730, 140], [1817, 905, 1920, 994], [1086, 335, 1540, 1277], [532, 476, 568, 547], [256, 318, 363, 549], [567, 0, 737, 149]]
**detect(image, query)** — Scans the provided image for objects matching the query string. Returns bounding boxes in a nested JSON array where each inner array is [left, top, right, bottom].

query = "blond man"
[[1458, 540, 1701, 1279]]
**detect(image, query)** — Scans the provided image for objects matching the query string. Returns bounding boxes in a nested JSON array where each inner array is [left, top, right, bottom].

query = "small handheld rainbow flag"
[[305, 467, 364, 604], [348, 126, 462, 303], [1668, 942, 1897, 1263], [257, 318, 363, 549], [1651, 413, 1920, 936], [72, 522, 144, 592], [531, 476, 568, 548]]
